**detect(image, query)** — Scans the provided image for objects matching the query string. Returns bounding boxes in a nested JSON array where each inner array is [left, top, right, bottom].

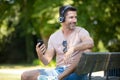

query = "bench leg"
[[105, 70, 109, 80], [88, 72, 92, 80]]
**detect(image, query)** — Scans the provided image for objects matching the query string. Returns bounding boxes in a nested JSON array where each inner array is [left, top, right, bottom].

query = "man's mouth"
[[70, 23, 76, 26]]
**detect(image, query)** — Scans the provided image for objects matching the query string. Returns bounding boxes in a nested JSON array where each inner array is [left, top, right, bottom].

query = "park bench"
[[75, 52, 120, 80]]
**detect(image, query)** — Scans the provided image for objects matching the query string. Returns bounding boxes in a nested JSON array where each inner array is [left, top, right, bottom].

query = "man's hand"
[[64, 47, 75, 62], [36, 43, 46, 57], [58, 74, 64, 80]]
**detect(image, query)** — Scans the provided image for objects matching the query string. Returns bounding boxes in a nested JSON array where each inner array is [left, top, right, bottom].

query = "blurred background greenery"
[[0, 0, 120, 65], [0, 0, 120, 80]]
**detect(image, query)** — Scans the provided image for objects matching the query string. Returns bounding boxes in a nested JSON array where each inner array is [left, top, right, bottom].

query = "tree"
[[0, 0, 63, 63], [73, 0, 120, 51], [0, 0, 120, 63]]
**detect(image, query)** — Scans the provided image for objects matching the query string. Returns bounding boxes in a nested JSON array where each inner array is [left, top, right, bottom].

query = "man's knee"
[[21, 70, 40, 80], [21, 71, 28, 80]]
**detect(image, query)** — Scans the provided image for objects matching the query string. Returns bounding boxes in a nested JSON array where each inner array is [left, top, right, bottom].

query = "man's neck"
[[62, 26, 74, 39]]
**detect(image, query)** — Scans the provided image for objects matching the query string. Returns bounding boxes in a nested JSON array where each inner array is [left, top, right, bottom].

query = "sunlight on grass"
[[0, 63, 56, 80], [0, 64, 27, 80], [0, 73, 20, 80]]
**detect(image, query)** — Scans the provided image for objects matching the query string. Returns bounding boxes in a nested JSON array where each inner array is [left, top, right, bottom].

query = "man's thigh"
[[21, 69, 40, 80], [64, 73, 88, 80]]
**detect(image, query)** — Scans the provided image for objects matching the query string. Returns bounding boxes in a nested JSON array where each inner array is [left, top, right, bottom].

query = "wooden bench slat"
[[75, 52, 120, 75]]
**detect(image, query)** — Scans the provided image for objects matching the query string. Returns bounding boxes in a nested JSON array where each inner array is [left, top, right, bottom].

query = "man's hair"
[[59, 5, 77, 17], [59, 5, 77, 22]]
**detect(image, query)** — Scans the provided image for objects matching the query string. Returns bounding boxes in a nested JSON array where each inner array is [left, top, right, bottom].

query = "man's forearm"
[[38, 49, 55, 65], [58, 53, 81, 80], [37, 54, 49, 65], [74, 39, 94, 51], [58, 63, 76, 80]]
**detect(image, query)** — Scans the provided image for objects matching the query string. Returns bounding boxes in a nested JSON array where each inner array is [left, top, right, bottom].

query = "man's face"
[[64, 11, 77, 30]]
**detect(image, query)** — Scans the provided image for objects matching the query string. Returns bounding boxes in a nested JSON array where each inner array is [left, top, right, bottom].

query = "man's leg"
[[64, 73, 88, 80], [21, 69, 40, 80]]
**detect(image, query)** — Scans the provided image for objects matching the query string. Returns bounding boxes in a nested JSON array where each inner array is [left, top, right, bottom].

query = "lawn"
[[0, 60, 56, 80], [0, 64, 51, 80], [0, 64, 104, 80], [0, 73, 20, 80]]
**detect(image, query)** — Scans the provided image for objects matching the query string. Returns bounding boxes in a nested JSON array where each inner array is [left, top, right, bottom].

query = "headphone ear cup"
[[59, 17, 64, 23]]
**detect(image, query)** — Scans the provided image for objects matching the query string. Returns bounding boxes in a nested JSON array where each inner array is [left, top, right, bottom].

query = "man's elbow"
[[89, 40, 94, 49]]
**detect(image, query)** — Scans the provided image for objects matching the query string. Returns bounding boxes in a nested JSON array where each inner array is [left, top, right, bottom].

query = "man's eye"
[[70, 16, 74, 19]]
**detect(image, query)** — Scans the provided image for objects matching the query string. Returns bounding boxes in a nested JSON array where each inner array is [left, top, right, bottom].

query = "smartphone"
[[37, 39, 44, 47]]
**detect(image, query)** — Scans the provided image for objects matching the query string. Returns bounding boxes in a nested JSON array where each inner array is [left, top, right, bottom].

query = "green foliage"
[[73, 0, 120, 51], [0, 0, 120, 64], [32, 59, 56, 67], [32, 59, 44, 66]]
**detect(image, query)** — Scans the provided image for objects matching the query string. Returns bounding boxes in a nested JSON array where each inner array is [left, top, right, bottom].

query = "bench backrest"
[[75, 52, 120, 75]]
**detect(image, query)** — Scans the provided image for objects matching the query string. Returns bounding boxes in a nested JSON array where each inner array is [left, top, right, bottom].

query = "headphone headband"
[[59, 6, 72, 23], [61, 6, 72, 17]]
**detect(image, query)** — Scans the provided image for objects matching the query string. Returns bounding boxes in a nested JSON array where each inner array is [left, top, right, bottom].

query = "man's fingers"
[[36, 43, 40, 48], [39, 44, 46, 54]]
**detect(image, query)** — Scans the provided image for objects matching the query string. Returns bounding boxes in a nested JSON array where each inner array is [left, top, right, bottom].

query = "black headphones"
[[59, 6, 72, 23]]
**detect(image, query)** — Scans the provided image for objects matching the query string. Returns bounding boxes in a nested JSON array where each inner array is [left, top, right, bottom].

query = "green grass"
[[0, 62, 56, 80], [0, 73, 20, 80], [0, 64, 34, 80]]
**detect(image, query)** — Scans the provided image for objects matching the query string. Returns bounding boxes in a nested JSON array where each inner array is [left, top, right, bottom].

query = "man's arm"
[[58, 52, 82, 80], [58, 36, 94, 80], [36, 43, 55, 65], [74, 36, 94, 51], [64, 36, 94, 60]]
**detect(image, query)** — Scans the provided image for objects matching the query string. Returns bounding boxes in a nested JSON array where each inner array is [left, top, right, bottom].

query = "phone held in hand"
[[37, 39, 45, 55], [37, 39, 44, 47]]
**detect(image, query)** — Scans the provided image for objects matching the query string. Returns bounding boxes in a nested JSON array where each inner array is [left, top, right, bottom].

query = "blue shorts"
[[39, 66, 88, 80]]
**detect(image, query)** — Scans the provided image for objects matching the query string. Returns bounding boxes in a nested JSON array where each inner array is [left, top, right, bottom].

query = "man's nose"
[[73, 17, 77, 22]]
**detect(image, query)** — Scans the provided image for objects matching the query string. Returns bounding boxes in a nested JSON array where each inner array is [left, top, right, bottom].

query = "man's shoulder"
[[75, 26, 84, 32], [76, 26, 83, 29], [50, 29, 61, 38], [75, 26, 89, 36], [76, 26, 88, 32]]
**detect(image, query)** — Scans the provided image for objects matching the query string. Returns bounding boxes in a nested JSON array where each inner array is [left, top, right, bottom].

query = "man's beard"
[[68, 23, 76, 30]]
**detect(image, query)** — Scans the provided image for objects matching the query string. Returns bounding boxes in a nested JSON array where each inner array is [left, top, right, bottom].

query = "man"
[[21, 5, 94, 80]]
